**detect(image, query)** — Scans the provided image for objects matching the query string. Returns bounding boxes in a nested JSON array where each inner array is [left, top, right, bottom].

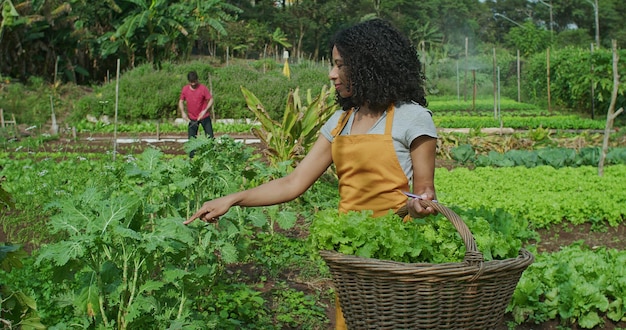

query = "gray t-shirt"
[[320, 101, 437, 180]]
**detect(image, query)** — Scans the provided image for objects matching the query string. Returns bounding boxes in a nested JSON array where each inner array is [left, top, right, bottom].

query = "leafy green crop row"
[[435, 165, 626, 228], [72, 119, 257, 134], [427, 96, 542, 113], [435, 115, 606, 130], [509, 243, 626, 329], [452, 145, 626, 168], [65, 113, 607, 135]]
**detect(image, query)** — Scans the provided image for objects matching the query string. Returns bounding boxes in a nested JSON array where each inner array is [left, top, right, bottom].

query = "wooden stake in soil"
[[546, 47, 551, 113], [208, 73, 215, 119], [493, 48, 497, 120], [113, 59, 120, 161], [517, 49, 521, 102], [598, 40, 624, 176], [49, 95, 58, 135]]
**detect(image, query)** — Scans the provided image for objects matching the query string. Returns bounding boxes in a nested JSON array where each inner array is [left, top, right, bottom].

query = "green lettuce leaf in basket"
[[309, 206, 537, 264]]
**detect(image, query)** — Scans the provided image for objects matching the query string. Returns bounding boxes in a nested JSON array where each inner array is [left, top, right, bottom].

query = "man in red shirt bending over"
[[179, 71, 214, 158]]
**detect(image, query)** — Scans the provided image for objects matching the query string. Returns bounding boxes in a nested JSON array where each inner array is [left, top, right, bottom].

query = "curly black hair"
[[330, 19, 427, 112]]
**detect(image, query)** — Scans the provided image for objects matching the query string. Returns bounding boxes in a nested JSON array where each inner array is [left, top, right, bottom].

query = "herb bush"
[[71, 61, 212, 123], [0, 152, 123, 243], [6, 57, 618, 132], [0, 76, 90, 128], [2, 137, 332, 328], [509, 243, 626, 329], [523, 47, 626, 114], [71, 60, 330, 124]]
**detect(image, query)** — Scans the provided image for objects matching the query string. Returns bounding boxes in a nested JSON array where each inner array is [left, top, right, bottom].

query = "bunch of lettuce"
[[309, 206, 537, 263]]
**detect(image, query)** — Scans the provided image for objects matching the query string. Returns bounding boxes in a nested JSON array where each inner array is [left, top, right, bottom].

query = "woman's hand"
[[184, 137, 333, 226], [184, 196, 234, 225], [406, 193, 438, 218]]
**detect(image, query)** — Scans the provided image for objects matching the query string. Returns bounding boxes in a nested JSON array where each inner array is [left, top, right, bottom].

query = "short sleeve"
[[393, 102, 437, 147], [320, 110, 346, 142]]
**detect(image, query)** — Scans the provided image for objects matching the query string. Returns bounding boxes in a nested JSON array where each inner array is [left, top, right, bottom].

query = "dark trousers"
[[188, 116, 214, 158]]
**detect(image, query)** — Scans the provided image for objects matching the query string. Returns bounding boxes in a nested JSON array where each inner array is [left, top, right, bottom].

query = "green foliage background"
[[69, 60, 330, 124], [2, 45, 625, 133]]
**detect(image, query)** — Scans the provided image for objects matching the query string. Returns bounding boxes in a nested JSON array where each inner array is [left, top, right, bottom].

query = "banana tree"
[[262, 27, 292, 61], [184, 0, 241, 59], [0, 0, 19, 42], [242, 85, 338, 167], [101, 0, 190, 66]]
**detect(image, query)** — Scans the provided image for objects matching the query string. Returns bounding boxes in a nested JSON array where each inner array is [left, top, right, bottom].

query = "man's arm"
[[198, 97, 214, 120], [197, 87, 214, 120]]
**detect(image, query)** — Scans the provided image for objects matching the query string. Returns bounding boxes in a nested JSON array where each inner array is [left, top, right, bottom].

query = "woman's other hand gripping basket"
[[311, 200, 535, 330]]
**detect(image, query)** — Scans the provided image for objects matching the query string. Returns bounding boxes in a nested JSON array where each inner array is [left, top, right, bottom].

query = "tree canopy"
[[0, 0, 624, 84]]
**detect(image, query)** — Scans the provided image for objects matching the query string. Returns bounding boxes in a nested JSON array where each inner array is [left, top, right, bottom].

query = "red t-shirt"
[[180, 84, 212, 120]]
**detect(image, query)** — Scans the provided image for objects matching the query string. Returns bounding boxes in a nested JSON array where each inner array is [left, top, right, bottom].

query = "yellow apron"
[[330, 104, 409, 329]]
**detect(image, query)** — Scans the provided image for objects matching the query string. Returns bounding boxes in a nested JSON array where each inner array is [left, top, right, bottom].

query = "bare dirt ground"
[[3, 131, 626, 330]]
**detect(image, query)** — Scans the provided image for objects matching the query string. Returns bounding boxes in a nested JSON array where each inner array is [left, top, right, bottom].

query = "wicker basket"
[[319, 200, 534, 330]]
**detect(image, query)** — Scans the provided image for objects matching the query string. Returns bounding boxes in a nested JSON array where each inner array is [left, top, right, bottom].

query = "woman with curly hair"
[[185, 18, 438, 328]]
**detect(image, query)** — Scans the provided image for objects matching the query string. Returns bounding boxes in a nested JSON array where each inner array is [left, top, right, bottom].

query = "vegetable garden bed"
[[2, 132, 626, 330]]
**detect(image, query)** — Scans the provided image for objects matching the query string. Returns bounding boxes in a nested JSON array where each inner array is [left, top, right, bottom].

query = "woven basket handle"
[[396, 201, 483, 264]]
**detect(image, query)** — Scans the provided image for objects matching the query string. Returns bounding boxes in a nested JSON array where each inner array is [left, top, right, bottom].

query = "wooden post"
[[598, 40, 623, 176], [517, 49, 521, 102], [472, 69, 477, 112], [590, 43, 596, 119], [456, 60, 460, 103], [464, 37, 468, 102], [209, 73, 215, 119], [113, 59, 120, 161], [493, 48, 497, 119], [546, 48, 551, 113], [1, 108, 18, 137], [498, 66, 503, 132], [49, 95, 58, 135], [54, 56, 59, 86]]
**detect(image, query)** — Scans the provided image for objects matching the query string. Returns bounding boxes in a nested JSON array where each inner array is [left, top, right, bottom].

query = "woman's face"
[[329, 46, 352, 98]]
